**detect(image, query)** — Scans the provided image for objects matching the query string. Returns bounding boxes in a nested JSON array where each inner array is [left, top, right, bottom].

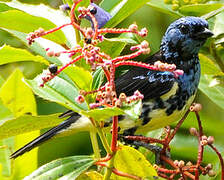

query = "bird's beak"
[[196, 28, 214, 39]]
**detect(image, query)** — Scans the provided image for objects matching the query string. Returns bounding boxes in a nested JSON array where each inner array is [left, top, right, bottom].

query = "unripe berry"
[[208, 170, 216, 177], [186, 161, 193, 166], [75, 95, 85, 104], [119, 93, 127, 102], [129, 24, 138, 32], [141, 40, 149, 48], [207, 136, 214, 144], [174, 160, 179, 166], [46, 51, 54, 57], [206, 163, 213, 170], [178, 160, 185, 168]]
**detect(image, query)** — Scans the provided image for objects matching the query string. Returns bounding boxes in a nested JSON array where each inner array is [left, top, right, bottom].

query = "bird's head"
[[160, 17, 213, 61]]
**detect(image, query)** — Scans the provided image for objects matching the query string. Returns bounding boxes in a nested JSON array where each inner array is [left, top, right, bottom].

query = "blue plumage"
[[10, 16, 213, 159]]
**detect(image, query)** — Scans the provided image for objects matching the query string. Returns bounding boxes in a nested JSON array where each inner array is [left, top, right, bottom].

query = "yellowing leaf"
[[0, 45, 49, 65], [77, 171, 103, 180], [199, 53, 223, 75], [0, 69, 36, 117], [112, 145, 158, 179], [64, 66, 92, 91]]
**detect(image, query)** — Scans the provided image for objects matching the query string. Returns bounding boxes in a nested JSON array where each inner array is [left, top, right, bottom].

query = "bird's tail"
[[10, 111, 84, 159]]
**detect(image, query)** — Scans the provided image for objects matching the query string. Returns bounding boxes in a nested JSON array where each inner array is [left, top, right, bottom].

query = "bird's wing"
[[115, 51, 177, 100], [10, 113, 81, 159]]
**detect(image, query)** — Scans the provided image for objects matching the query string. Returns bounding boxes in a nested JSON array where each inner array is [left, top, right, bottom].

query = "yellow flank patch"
[[160, 82, 179, 100], [136, 94, 196, 133]]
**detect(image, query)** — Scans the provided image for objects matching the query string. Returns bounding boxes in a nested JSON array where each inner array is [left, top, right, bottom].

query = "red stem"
[[70, 0, 86, 36], [111, 116, 118, 152], [114, 61, 158, 71], [43, 23, 72, 36], [112, 50, 143, 63], [209, 144, 224, 180], [112, 168, 141, 180], [57, 55, 84, 73], [98, 28, 133, 34], [195, 111, 204, 180]]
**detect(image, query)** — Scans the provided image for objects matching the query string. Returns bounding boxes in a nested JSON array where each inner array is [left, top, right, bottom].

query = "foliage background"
[[0, 0, 223, 179]]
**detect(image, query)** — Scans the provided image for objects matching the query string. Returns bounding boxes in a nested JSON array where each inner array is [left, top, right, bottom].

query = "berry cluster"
[[26, 1, 182, 102]]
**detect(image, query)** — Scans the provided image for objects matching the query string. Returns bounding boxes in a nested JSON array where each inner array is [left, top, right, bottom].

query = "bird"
[[10, 16, 213, 159]]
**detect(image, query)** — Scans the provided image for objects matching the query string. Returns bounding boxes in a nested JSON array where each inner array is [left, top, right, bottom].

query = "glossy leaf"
[[0, 137, 13, 176], [24, 155, 95, 180], [199, 53, 223, 75], [81, 107, 124, 122], [0, 2, 14, 12], [0, 10, 66, 44], [0, 76, 12, 121], [199, 75, 224, 110], [1, 28, 63, 65], [211, 11, 224, 38], [104, 0, 150, 28], [0, 69, 36, 117], [179, 4, 223, 17], [81, 100, 142, 122], [147, 0, 182, 18], [63, 66, 92, 91], [77, 171, 103, 180], [4, 0, 76, 46], [91, 67, 104, 90], [112, 144, 158, 179], [0, 45, 49, 65], [0, 113, 63, 140], [25, 72, 88, 113], [100, 0, 121, 12], [97, 38, 127, 58], [122, 100, 142, 120]]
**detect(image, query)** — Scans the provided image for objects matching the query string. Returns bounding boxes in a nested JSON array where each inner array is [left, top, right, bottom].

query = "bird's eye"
[[180, 24, 189, 34], [194, 26, 205, 33]]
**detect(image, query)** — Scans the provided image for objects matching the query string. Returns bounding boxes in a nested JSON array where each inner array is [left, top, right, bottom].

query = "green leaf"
[[211, 11, 224, 38], [63, 66, 92, 91], [4, 0, 76, 46], [24, 155, 95, 180], [104, 0, 150, 28], [147, 0, 182, 18], [1, 28, 63, 65], [77, 171, 103, 180], [0, 45, 49, 65], [0, 69, 36, 117], [0, 76, 12, 121], [199, 53, 223, 75], [100, 0, 121, 12], [97, 38, 127, 58], [81, 107, 124, 122], [0, 137, 13, 177], [0, 2, 14, 12], [121, 100, 142, 120], [0, 10, 66, 45], [178, 4, 224, 17], [0, 113, 63, 140], [199, 75, 224, 110], [112, 144, 158, 179], [25, 72, 88, 113], [91, 67, 104, 90]]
